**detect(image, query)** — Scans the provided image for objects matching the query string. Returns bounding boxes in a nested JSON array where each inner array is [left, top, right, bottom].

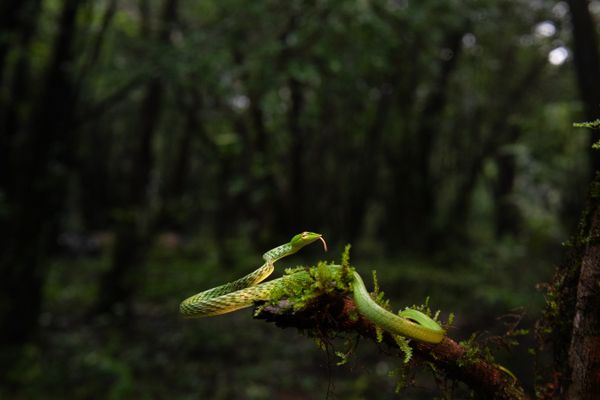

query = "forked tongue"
[[318, 235, 328, 252]]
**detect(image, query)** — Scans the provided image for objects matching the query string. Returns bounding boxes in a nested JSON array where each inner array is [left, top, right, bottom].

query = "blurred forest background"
[[1, 0, 600, 398]]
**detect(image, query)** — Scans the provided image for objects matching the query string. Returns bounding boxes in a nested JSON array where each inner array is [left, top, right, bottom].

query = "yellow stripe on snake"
[[179, 232, 445, 344]]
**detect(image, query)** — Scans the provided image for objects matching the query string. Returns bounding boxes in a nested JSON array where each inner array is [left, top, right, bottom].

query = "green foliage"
[[44, 0, 581, 250], [573, 119, 600, 129], [573, 119, 600, 148]]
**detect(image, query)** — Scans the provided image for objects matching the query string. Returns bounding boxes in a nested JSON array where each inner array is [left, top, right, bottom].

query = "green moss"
[[458, 333, 496, 368], [259, 246, 453, 395], [392, 335, 413, 364], [262, 250, 354, 315], [341, 244, 352, 269]]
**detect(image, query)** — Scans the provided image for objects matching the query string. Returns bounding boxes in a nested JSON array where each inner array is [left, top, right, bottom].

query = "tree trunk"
[[0, 0, 38, 88], [95, 0, 179, 314], [384, 26, 465, 252], [73, 0, 118, 100], [0, 0, 42, 190], [287, 77, 306, 229], [565, 174, 600, 399], [540, 172, 600, 399], [343, 82, 393, 244], [493, 147, 520, 237], [95, 78, 163, 314], [0, 0, 83, 379], [156, 87, 202, 230]]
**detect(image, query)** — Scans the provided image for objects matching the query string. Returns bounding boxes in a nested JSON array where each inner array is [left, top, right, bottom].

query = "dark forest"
[[1, 0, 600, 399]]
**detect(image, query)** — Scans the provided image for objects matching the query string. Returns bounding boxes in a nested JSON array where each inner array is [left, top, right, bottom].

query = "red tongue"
[[318, 236, 328, 252]]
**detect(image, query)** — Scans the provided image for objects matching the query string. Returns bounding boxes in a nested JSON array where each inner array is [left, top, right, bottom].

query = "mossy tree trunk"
[[541, 173, 600, 399], [564, 176, 600, 398]]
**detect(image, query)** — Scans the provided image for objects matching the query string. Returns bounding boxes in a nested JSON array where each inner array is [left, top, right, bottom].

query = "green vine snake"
[[180, 232, 445, 344]]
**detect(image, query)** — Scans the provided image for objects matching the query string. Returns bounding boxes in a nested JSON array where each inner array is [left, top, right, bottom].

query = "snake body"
[[180, 232, 445, 344]]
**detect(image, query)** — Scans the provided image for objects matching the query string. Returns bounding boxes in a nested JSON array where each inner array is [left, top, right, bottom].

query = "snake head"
[[290, 231, 328, 252]]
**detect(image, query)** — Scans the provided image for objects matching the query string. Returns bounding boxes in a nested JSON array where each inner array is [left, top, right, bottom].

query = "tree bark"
[[565, 174, 600, 399], [539, 172, 600, 399]]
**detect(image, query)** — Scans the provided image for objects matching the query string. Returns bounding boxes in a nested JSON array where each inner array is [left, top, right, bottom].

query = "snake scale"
[[180, 232, 445, 344]]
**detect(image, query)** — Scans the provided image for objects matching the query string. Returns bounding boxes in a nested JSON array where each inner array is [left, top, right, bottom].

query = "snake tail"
[[351, 270, 445, 344]]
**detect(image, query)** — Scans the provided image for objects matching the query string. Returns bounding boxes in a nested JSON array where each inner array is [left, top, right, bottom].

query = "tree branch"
[[255, 294, 529, 400]]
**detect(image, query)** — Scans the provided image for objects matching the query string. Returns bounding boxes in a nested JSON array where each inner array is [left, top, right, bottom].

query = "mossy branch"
[[255, 287, 529, 400]]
